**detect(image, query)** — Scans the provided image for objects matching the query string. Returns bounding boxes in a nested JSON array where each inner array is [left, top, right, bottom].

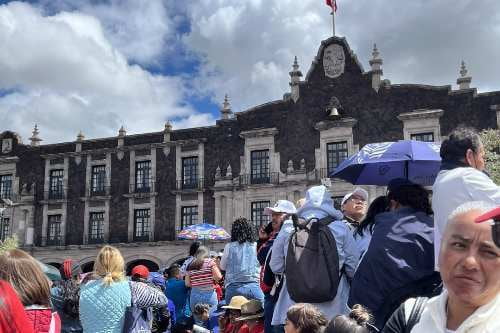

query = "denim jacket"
[[220, 241, 260, 287]]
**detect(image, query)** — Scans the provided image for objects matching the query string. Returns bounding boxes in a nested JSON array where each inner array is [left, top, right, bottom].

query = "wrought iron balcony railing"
[[238, 172, 280, 186], [175, 178, 205, 191], [44, 188, 67, 201], [129, 178, 156, 194], [42, 236, 65, 246], [87, 186, 111, 197]]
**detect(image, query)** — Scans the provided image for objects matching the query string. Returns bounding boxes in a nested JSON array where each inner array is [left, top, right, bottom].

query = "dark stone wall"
[[2, 36, 499, 246]]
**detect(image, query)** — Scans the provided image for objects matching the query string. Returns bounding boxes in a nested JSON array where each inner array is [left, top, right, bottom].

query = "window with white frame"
[[250, 150, 270, 184], [182, 157, 199, 189], [0, 174, 12, 199], [181, 206, 198, 229], [91, 165, 106, 195], [47, 214, 62, 245], [135, 161, 151, 192], [134, 209, 150, 241], [89, 212, 105, 243], [49, 169, 64, 199], [327, 142, 348, 174], [251, 201, 270, 227], [0, 217, 9, 241]]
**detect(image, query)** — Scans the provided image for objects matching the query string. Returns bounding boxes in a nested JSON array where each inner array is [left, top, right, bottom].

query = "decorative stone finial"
[[76, 130, 85, 142], [215, 165, 221, 179], [220, 94, 233, 120], [287, 160, 294, 173], [372, 44, 379, 59], [300, 158, 306, 170], [226, 164, 232, 178], [369, 43, 383, 92], [164, 121, 172, 132], [29, 124, 42, 147], [457, 60, 472, 90], [460, 60, 467, 77], [289, 56, 303, 103], [118, 126, 126, 137]]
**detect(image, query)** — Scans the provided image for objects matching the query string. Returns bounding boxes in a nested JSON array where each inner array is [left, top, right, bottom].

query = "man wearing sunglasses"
[[340, 187, 368, 232]]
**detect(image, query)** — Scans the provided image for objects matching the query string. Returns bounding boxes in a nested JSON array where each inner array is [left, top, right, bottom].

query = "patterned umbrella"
[[177, 223, 230, 241]]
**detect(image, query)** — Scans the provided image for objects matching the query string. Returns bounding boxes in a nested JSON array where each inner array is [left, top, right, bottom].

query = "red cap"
[[131, 265, 150, 279], [475, 207, 500, 223]]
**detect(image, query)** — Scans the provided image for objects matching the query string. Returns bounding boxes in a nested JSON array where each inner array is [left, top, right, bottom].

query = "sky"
[[0, 0, 499, 143]]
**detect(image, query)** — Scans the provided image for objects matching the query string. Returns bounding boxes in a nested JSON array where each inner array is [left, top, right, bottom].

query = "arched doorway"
[[81, 261, 94, 273], [126, 259, 160, 276]]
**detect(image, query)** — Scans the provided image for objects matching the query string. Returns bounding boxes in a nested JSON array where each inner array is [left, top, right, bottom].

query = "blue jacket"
[[348, 207, 435, 329]]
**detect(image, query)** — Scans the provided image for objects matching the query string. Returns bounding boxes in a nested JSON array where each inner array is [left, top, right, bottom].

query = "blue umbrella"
[[330, 140, 441, 186]]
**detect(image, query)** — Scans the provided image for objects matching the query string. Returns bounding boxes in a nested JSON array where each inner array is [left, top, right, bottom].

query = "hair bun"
[[349, 304, 372, 326]]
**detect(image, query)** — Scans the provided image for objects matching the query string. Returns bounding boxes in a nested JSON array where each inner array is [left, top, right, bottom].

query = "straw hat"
[[236, 300, 264, 321], [221, 296, 249, 310]]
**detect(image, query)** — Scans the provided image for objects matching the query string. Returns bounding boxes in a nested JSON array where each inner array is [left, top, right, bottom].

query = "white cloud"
[[183, 0, 500, 112], [0, 2, 212, 143]]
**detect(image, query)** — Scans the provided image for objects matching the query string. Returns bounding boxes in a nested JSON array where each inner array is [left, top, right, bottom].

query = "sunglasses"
[[492, 221, 500, 248]]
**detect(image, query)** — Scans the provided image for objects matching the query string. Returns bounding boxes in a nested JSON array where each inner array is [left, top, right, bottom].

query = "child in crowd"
[[284, 303, 328, 333], [325, 304, 375, 333]]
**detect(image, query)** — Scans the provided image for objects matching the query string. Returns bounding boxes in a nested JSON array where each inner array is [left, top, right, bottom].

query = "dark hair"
[[172, 316, 194, 333], [59, 279, 81, 318], [388, 184, 432, 215], [187, 246, 210, 271], [286, 303, 328, 333], [231, 217, 256, 243], [167, 264, 180, 278], [326, 305, 372, 333], [188, 241, 202, 256], [356, 196, 388, 237], [440, 126, 482, 164]]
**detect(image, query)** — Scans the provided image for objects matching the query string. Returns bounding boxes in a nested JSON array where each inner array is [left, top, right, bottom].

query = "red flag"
[[326, 0, 338, 12]]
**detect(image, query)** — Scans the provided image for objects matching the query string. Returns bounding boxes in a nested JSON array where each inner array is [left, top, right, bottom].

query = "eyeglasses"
[[349, 196, 366, 203]]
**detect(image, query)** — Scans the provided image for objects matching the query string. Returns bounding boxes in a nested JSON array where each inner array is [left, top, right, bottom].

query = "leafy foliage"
[[0, 235, 18, 253], [480, 129, 500, 184]]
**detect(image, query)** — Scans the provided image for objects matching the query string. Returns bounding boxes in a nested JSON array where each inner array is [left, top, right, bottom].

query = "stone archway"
[[126, 259, 160, 276]]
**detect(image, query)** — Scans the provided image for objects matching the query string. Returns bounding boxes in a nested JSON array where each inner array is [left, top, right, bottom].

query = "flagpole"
[[331, 10, 335, 36]]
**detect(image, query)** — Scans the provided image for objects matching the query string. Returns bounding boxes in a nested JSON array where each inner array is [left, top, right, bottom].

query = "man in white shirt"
[[432, 127, 500, 269]]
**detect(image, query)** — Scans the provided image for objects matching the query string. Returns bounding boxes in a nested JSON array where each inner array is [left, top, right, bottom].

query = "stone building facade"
[[1, 36, 499, 271]]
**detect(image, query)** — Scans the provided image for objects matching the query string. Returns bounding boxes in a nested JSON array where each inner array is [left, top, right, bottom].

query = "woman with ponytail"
[[325, 304, 377, 333], [79, 245, 166, 333], [284, 303, 328, 333]]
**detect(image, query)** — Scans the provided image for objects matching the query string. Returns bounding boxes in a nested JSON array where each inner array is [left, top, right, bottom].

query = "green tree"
[[480, 129, 500, 184], [0, 235, 18, 253]]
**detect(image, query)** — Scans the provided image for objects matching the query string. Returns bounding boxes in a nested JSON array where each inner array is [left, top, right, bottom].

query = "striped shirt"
[[188, 258, 215, 288]]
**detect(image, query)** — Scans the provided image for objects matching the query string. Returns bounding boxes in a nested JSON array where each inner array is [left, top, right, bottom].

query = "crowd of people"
[[0, 126, 499, 333]]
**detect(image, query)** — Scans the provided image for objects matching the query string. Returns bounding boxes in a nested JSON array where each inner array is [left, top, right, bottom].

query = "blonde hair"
[[93, 245, 125, 285], [0, 249, 51, 306]]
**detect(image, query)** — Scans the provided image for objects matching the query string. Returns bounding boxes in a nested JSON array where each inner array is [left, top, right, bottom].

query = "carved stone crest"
[[323, 44, 345, 79], [1, 138, 12, 153]]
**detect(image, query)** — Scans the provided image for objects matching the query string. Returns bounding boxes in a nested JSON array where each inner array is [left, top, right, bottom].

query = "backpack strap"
[[405, 297, 428, 333]]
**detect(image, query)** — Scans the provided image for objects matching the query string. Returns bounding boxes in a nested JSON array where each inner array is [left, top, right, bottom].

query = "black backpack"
[[285, 215, 341, 303]]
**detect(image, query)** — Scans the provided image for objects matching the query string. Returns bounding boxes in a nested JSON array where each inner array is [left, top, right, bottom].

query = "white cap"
[[341, 187, 369, 206], [264, 200, 297, 215]]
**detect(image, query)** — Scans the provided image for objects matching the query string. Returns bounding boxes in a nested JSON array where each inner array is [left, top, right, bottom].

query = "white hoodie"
[[411, 291, 500, 333]]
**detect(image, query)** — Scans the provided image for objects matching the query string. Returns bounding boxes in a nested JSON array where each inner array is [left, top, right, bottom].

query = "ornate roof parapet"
[[220, 95, 233, 120], [225, 164, 232, 178], [369, 43, 383, 92], [29, 124, 42, 147], [289, 56, 303, 103], [74, 131, 84, 164], [163, 121, 172, 142], [457, 60, 472, 90]]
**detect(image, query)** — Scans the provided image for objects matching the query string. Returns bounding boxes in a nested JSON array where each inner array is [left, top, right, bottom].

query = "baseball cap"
[[131, 265, 150, 279], [341, 187, 368, 206], [264, 200, 297, 215], [475, 207, 500, 224]]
